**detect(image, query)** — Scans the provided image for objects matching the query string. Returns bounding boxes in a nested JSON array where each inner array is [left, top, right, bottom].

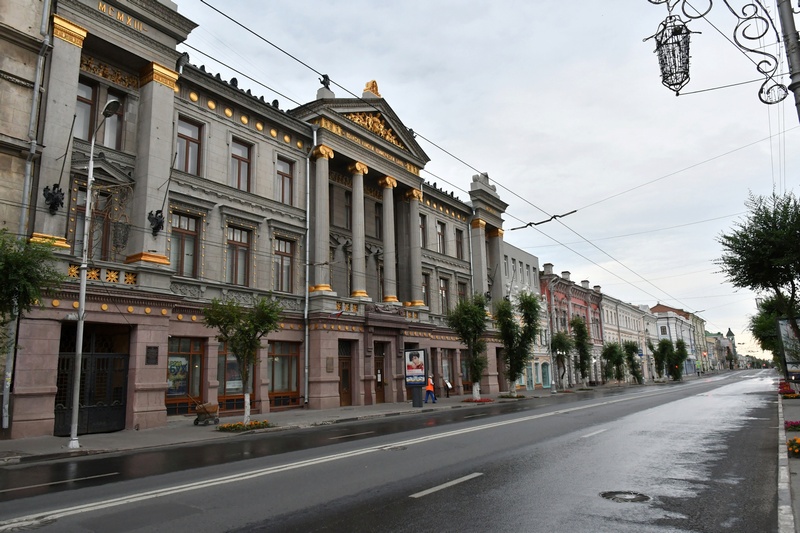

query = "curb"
[[778, 395, 796, 533]]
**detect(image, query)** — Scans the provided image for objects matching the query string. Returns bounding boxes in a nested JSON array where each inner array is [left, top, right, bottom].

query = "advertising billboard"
[[404, 348, 426, 386]]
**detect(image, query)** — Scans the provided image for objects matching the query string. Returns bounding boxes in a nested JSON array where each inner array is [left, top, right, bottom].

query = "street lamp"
[[69, 99, 120, 449]]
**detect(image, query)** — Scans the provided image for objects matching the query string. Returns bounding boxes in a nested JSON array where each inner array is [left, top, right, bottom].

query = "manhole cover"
[[600, 491, 650, 503]]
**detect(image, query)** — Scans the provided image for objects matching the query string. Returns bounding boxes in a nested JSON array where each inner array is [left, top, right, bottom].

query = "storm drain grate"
[[600, 491, 651, 503]]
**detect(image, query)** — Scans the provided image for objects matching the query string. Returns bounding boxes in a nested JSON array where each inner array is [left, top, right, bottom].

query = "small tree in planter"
[[601, 342, 625, 383], [495, 292, 541, 397], [446, 293, 489, 400], [570, 316, 592, 385], [550, 331, 573, 390], [668, 339, 689, 381], [204, 297, 282, 424], [622, 340, 644, 384], [649, 338, 674, 379]]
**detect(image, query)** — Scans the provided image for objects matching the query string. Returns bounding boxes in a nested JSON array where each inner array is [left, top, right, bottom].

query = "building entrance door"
[[375, 355, 385, 404], [54, 323, 129, 436], [339, 357, 352, 406]]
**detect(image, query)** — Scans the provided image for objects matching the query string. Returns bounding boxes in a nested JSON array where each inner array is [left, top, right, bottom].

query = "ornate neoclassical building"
[[2, 0, 515, 439]]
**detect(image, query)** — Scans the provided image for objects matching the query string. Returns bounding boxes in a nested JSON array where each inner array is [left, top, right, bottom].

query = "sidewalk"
[[0, 391, 526, 465]]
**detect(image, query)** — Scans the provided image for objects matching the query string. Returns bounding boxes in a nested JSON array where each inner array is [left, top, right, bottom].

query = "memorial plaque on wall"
[[146, 346, 159, 365]]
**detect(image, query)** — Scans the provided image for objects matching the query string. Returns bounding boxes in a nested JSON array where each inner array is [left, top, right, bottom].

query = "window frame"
[[176, 117, 202, 175], [226, 225, 250, 286], [437, 221, 446, 254], [455, 229, 464, 260], [276, 157, 293, 205], [170, 212, 199, 278], [230, 139, 252, 192], [273, 237, 294, 293]]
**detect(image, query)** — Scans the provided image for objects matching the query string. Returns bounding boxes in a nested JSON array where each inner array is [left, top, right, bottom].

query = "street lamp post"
[[68, 99, 120, 449]]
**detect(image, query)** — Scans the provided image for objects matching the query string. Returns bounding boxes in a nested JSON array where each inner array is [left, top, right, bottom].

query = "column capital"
[[53, 15, 87, 48], [378, 176, 397, 189], [348, 161, 368, 175], [487, 228, 504, 238], [405, 188, 423, 201], [313, 145, 334, 160], [141, 62, 179, 91], [471, 218, 486, 229]]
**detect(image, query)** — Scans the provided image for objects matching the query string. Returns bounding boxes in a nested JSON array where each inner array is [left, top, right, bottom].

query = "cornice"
[[0, 21, 46, 53], [121, 0, 198, 36], [61, 0, 182, 64]]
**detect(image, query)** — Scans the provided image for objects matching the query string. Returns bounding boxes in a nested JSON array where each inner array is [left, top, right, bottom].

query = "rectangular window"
[[458, 281, 467, 302], [439, 277, 450, 313], [344, 190, 352, 230], [170, 213, 198, 277], [512, 258, 517, 278], [375, 203, 383, 239], [455, 229, 464, 260], [226, 226, 250, 286], [660, 325, 668, 335], [230, 139, 251, 191], [526, 264, 532, 286], [273, 237, 293, 292], [419, 214, 427, 248], [276, 158, 293, 205], [102, 92, 124, 149], [167, 337, 203, 399], [267, 341, 300, 394], [437, 221, 446, 254], [422, 273, 430, 306], [75, 80, 96, 141], [74, 185, 112, 261], [177, 118, 202, 175]]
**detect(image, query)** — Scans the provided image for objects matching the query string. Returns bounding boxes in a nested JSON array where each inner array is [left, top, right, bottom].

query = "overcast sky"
[[177, 0, 800, 359]]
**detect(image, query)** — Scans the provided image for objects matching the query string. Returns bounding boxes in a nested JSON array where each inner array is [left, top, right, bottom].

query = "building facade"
[[3, 0, 520, 439]]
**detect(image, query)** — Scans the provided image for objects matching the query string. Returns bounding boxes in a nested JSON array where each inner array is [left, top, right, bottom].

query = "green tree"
[[622, 340, 643, 384], [1, 230, 64, 426], [601, 342, 625, 383], [204, 297, 282, 424], [716, 192, 800, 380], [570, 316, 592, 383], [495, 292, 541, 397], [668, 339, 689, 381], [446, 293, 489, 399], [550, 330, 573, 389], [649, 338, 674, 379]]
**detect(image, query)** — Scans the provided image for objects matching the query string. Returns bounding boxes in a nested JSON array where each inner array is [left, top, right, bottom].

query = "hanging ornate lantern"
[[650, 15, 694, 94]]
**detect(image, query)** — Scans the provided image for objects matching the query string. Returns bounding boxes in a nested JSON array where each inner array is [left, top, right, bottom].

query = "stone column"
[[312, 145, 334, 292], [406, 188, 424, 306], [487, 227, 504, 303], [124, 62, 178, 270], [378, 177, 398, 303], [470, 219, 488, 296], [349, 162, 368, 298], [33, 15, 87, 249]]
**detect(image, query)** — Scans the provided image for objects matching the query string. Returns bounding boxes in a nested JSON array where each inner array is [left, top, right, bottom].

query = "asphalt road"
[[0, 370, 778, 533]]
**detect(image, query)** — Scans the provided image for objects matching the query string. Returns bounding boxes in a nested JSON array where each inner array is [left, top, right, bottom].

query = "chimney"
[[593, 285, 602, 293], [561, 271, 571, 282], [581, 280, 590, 289], [543, 263, 553, 276]]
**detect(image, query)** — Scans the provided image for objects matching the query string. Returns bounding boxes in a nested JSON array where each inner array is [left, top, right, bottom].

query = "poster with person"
[[405, 349, 426, 386]]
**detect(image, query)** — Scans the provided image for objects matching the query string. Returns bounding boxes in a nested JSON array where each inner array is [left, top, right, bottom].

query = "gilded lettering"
[[127, 15, 133, 26], [117, 11, 124, 21], [98, 1, 107, 13]]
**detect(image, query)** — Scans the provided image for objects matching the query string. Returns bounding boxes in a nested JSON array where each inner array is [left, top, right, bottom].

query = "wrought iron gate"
[[54, 324, 129, 436]]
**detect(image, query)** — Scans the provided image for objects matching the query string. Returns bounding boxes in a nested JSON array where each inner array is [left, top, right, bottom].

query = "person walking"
[[425, 374, 436, 403]]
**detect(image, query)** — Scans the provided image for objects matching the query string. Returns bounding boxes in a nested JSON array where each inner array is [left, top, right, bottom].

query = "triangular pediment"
[[70, 152, 135, 185], [289, 96, 431, 169]]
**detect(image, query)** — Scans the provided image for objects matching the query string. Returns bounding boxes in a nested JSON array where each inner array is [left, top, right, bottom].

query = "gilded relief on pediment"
[[344, 112, 406, 150]]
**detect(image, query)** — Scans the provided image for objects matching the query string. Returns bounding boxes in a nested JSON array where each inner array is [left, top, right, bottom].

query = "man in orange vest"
[[425, 374, 436, 403]]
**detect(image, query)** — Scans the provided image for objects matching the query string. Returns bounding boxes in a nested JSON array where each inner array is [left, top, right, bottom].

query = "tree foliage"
[[204, 297, 282, 423], [0, 230, 64, 326], [446, 293, 489, 398], [649, 338, 674, 379], [550, 330, 573, 388], [622, 340, 643, 384], [495, 292, 541, 395], [717, 192, 800, 378], [669, 339, 689, 381], [569, 316, 592, 382], [601, 342, 625, 382]]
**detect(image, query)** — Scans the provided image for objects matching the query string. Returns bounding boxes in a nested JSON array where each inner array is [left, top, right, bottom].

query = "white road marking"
[[328, 431, 375, 440], [0, 472, 119, 494], [410, 472, 483, 498], [0, 387, 691, 532], [581, 429, 607, 439]]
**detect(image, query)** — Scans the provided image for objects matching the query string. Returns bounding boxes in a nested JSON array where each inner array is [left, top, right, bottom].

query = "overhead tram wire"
[[193, 2, 706, 309]]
